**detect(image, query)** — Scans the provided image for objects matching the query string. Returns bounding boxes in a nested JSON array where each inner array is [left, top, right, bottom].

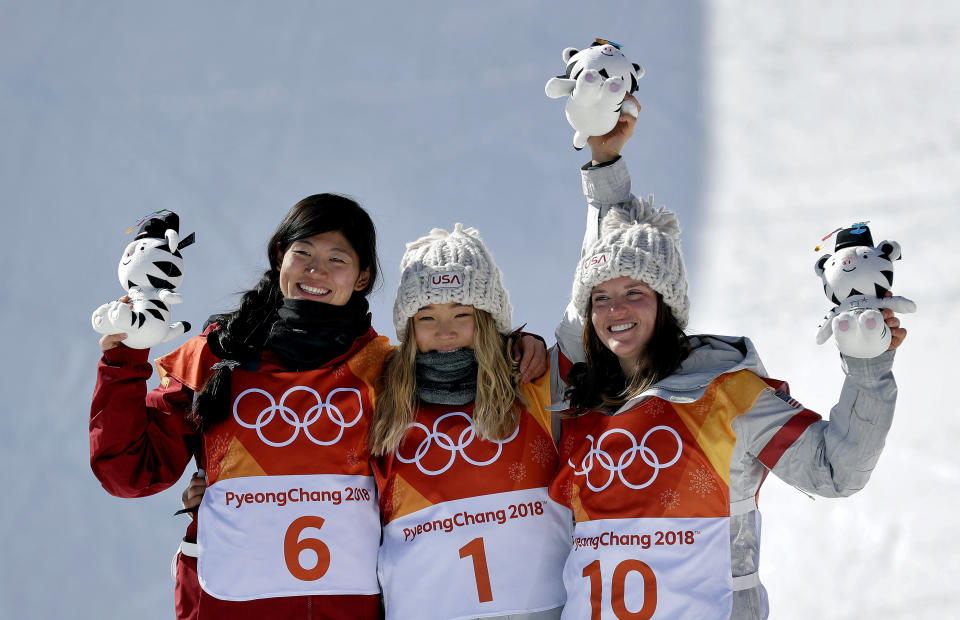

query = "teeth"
[[300, 284, 330, 295], [610, 323, 635, 333]]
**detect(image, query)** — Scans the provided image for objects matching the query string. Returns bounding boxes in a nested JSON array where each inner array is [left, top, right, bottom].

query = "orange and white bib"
[[158, 334, 391, 601], [550, 370, 774, 619], [377, 375, 572, 620]]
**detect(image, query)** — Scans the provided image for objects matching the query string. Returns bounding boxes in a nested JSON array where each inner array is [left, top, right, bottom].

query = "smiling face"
[[117, 237, 185, 289], [563, 43, 641, 93], [590, 276, 659, 374], [276, 230, 369, 306], [412, 303, 476, 353], [817, 244, 897, 303]]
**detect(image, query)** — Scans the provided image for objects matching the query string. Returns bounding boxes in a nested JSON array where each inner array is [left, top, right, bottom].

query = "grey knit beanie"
[[393, 223, 513, 341], [571, 196, 690, 327]]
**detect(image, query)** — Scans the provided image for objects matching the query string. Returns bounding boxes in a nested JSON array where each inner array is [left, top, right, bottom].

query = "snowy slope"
[[697, 3, 959, 618], [1, 1, 956, 618]]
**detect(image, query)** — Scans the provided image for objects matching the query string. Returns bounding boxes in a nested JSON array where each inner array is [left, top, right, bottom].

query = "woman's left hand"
[[181, 471, 207, 512], [514, 334, 548, 383], [587, 93, 639, 165]]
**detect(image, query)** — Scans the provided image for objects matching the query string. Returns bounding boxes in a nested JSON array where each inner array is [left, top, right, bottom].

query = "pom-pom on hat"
[[393, 223, 513, 341], [572, 196, 690, 327]]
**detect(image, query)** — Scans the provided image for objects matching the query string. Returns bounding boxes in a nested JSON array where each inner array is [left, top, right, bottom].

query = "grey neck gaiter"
[[415, 348, 478, 406]]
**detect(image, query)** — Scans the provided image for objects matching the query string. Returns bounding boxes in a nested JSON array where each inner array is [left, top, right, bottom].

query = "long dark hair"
[[565, 292, 689, 413], [191, 193, 379, 431]]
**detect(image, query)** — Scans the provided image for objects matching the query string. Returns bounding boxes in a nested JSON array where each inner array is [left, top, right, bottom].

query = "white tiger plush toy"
[[545, 38, 644, 150], [91, 210, 195, 349], [814, 223, 915, 358]]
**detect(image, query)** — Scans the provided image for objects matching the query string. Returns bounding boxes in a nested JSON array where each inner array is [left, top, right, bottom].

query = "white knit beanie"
[[571, 196, 690, 327], [393, 223, 513, 341]]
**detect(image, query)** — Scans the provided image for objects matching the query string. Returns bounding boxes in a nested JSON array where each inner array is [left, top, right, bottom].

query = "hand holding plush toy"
[[91, 210, 195, 349], [545, 38, 644, 150], [814, 223, 916, 358]]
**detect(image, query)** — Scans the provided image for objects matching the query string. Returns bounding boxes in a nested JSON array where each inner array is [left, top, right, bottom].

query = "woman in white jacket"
[[549, 98, 906, 619]]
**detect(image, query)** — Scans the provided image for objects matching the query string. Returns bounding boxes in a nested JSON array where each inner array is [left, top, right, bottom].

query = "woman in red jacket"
[[90, 194, 390, 619]]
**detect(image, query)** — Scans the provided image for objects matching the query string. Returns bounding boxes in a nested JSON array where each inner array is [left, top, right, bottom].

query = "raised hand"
[[587, 93, 639, 165]]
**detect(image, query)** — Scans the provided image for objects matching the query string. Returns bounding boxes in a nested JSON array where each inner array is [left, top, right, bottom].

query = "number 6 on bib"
[[284, 516, 331, 581]]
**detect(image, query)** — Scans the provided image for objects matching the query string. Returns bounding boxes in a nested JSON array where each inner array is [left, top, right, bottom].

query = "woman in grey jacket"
[[549, 98, 905, 619]]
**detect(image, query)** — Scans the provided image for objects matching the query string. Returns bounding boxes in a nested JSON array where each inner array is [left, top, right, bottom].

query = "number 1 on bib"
[[459, 537, 493, 603]]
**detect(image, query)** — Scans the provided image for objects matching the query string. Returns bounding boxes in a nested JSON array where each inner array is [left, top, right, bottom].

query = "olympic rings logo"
[[570, 425, 682, 492], [232, 386, 363, 447], [395, 411, 520, 476]]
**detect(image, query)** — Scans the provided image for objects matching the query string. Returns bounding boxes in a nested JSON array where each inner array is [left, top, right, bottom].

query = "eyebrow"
[[292, 240, 353, 255], [418, 303, 470, 312], [592, 284, 650, 295]]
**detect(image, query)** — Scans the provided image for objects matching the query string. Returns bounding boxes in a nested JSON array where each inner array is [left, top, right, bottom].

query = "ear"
[[633, 63, 645, 79], [545, 76, 575, 98], [878, 240, 901, 261], [814, 254, 831, 277], [562, 47, 579, 63], [275, 243, 284, 269], [165, 229, 180, 252], [354, 268, 371, 292]]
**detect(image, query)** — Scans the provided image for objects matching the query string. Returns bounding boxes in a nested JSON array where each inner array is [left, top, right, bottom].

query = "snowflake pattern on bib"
[[689, 464, 720, 498], [660, 488, 681, 511], [508, 461, 528, 482], [531, 436, 555, 466]]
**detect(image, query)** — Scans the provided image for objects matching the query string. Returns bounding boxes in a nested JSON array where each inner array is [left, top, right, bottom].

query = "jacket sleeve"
[[739, 350, 898, 497], [89, 345, 200, 497], [552, 156, 641, 404]]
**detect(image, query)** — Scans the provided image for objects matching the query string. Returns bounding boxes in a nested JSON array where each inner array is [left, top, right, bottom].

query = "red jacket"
[[90, 327, 389, 620]]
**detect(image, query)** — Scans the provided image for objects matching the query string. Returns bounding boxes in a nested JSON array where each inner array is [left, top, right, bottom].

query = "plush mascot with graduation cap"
[[91, 210, 195, 349], [545, 38, 645, 149], [814, 223, 916, 358]]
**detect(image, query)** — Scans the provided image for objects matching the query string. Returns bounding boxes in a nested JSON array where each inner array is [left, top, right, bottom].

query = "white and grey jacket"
[[551, 157, 898, 619]]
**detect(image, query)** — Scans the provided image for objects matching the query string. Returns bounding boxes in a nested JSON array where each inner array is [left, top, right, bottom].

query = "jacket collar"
[[613, 334, 766, 414]]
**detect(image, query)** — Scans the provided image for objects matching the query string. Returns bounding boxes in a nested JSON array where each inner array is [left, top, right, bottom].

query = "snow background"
[[1, 1, 956, 617]]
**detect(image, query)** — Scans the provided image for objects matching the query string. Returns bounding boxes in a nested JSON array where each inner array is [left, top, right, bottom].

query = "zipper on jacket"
[[615, 381, 709, 414]]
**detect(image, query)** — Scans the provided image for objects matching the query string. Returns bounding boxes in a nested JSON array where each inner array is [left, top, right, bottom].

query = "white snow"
[[698, 4, 959, 618]]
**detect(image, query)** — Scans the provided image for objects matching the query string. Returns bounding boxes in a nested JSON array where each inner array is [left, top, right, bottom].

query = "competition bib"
[[562, 517, 731, 620], [198, 474, 380, 601], [379, 488, 571, 620]]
